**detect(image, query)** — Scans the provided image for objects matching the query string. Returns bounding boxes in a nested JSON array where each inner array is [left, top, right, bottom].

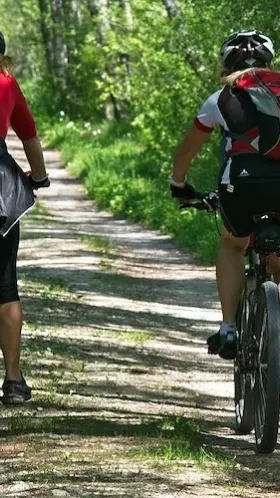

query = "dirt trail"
[[0, 133, 278, 497]]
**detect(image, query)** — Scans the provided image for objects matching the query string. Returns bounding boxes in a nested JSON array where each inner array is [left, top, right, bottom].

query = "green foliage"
[[0, 0, 44, 76], [20, 77, 59, 125], [3, 1, 280, 262], [40, 117, 219, 262]]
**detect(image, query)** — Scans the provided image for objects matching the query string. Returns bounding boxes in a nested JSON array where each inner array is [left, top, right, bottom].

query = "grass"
[[78, 234, 117, 255], [3, 196, 247, 494], [140, 440, 236, 471], [133, 416, 236, 472], [114, 330, 154, 344], [94, 328, 154, 344], [38, 117, 220, 264], [19, 274, 71, 297], [99, 259, 113, 270], [3, 411, 236, 481], [27, 201, 57, 223], [7, 415, 56, 435], [79, 233, 118, 271]]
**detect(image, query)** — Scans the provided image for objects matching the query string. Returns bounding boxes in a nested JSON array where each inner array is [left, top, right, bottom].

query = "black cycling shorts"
[[0, 223, 20, 303], [219, 156, 280, 237]]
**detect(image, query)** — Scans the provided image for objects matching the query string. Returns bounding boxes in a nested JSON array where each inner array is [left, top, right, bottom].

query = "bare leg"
[[216, 226, 249, 323], [0, 301, 22, 381]]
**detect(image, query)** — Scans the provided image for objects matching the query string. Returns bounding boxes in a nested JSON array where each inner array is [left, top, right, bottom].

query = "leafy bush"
[[37, 116, 220, 263]]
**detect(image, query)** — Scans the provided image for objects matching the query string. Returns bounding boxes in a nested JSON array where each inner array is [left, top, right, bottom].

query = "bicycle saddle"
[[253, 216, 280, 254]]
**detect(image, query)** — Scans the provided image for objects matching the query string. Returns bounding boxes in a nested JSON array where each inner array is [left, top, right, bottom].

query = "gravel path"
[[0, 132, 278, 498]]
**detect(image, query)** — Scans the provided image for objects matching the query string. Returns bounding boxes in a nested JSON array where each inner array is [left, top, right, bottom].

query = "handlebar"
[[180, 191, 219, 212]]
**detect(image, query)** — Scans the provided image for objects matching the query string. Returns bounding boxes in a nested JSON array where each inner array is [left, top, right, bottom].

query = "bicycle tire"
[[254, 281, 280, 454], [234, 280, 254, 434]]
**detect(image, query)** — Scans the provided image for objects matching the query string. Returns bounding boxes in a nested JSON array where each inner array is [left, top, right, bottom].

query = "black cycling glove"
[[169, 180, 196, 199], [26, 173, 50, 190]]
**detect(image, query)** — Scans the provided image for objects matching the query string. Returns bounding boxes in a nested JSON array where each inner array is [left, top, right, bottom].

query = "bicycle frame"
[[181, 191, 280, 450], [239, 247, 270, 375]]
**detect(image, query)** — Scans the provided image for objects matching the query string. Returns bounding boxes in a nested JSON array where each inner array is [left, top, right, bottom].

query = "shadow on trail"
[[0, 401, 267, 492], [19, 263, 219, 329], [21, 294, 218, 344], [19, 216, 275, 494], [19, 274, 219, 345], [21, 221, 196, 265], [19, 258, 218, 310], [16, 330, 280, 494], [21, 333, 229, 377], [6, 136, 280, 496]]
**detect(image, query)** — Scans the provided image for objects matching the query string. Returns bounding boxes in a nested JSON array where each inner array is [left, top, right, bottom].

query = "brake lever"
[[179, 191, 218, 212], [202, 198, 215, 212]]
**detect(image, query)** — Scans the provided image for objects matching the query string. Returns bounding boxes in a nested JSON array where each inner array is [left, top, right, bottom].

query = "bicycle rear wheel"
[[254, 281, 280, 454], [234, 279, 254, 434]]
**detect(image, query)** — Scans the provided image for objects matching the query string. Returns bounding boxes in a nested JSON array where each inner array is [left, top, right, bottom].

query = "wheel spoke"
[[234, 288, 254, 434], [255, 311, 268, 439]]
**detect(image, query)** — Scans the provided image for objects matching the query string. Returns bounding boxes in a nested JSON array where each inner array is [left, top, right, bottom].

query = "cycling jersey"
[[196, 88, 280, 237], [0, 73, 36, 140], [194, 87, 260, 184], [195, 89, 225, 132]]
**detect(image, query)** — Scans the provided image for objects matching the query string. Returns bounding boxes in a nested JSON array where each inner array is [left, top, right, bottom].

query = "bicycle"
[[181, 191, 280, 454]]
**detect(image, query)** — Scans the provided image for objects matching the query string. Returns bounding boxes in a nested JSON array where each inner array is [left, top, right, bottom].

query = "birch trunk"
[[87, 0, 124, 120], [37, 0, 53, 75], [162, 0, 181, 18], [162, 0, 202, 74], [51, 0, 67, 85]]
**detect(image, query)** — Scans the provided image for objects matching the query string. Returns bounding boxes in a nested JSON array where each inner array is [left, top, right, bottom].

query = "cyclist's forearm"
[[172, 149, 193, 182], [172, 124, 211, 182], [22, 136, 47, 180]]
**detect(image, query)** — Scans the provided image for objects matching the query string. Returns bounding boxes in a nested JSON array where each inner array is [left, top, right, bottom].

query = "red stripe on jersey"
[[193, 117, 214, 133], [231, 126, 259, 154], [231, 141, 257, 154], [243, 126, 259, 137]]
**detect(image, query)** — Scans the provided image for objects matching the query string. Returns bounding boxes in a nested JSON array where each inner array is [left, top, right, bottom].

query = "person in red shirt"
[[0, 31, 49, 404]]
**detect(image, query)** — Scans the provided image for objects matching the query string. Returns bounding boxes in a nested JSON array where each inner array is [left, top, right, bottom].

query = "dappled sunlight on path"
[[0, 132, 276, 497]]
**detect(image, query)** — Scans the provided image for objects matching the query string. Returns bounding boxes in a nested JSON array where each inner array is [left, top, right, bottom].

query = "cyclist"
[[170, 30, 280, 360], [0, 31, 49, 404]]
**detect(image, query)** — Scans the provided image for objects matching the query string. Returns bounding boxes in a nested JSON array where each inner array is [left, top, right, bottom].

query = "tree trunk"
[[87, 0, 124, 120], [87, 0, 110, 44], [118, 0, 132, 113], [37, 0, 53, 76], [71, 0, 81, 25], [62, 0, 81, 113], [87, 0, 99, 17], [162, 0, 180, 18], [162, 0, 202, 74], [119, 0, 133, 31], [50, 0, 67, 85]]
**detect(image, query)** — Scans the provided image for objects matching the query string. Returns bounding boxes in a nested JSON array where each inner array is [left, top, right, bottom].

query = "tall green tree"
[[1, 0, 280, 142]]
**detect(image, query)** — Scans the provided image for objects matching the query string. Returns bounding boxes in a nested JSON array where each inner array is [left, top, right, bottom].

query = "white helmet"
[[220, 30, 275, 69]]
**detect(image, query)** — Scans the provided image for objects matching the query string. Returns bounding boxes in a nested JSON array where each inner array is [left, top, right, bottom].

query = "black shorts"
[[219, 156, 280, 237], [0, 223, 20, 303]]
